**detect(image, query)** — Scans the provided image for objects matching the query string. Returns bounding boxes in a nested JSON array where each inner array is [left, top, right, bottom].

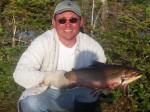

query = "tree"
[[0, 0, 10, 34]]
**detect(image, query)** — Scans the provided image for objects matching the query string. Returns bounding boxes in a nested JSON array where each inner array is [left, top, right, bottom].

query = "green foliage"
[[95, 3, 150, 111], [1, 0, 58, 37], [146, 7, 150, 17], [96, 18, 150, 111], [0, 26, 2, 33], [0, 0, 150, 111], [0, 45, 26, 110]]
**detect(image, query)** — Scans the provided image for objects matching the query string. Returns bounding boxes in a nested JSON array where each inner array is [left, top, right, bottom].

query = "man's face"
[[52, 11, 84, 42]]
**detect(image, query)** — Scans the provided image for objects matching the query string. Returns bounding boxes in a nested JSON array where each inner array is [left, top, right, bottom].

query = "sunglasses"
[[57, 18, 79, 24]]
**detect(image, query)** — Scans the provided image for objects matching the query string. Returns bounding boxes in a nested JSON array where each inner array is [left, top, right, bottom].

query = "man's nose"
[[65, 20, 71, 27]]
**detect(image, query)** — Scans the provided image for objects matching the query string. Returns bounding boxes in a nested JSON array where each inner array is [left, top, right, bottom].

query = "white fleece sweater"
[[13, 28, 106, 100]]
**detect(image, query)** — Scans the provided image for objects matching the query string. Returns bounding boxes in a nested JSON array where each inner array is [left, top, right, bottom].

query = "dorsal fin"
[[91, 61, 105, 68]]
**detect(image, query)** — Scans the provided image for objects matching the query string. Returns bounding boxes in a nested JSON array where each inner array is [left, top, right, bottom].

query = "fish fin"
[[87, 61, 99, 68], [123, 84, 129, 96], [71, 68, 76, 71], [92, 61, 104, 65], [71, 68, 80, 71], [90, 89, 100, 97], [101, 89, 112, 95], [90, 61, 105, 68]]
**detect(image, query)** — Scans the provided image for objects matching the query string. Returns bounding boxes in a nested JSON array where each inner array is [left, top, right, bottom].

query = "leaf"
[[139, 84, 144, 89]]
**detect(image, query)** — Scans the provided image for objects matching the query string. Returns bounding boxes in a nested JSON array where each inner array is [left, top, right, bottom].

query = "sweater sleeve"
[[13, 34, 49, 89]]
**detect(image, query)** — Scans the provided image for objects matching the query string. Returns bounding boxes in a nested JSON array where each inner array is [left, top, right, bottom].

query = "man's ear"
[[52, 18, 56, 27], [80, 17, 84, 27]]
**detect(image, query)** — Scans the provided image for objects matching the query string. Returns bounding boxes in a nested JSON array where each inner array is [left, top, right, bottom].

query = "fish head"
[[121, 68, 142, 84]]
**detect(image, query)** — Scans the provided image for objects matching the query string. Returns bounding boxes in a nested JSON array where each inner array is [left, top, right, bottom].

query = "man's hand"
[[43, 70, 70, 88], [101, 82, 120, 95], [108, 82, 120, 90]]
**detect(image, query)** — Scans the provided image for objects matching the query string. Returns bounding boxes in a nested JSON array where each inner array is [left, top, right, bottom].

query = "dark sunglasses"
[[57, 18, 79, 24]]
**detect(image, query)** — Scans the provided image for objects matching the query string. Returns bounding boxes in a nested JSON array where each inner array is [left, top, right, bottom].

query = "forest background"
[[0, 0, 150, 112]]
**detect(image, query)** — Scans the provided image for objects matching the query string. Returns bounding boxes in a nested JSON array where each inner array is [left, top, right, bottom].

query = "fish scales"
[[64, 61, 142, 90]]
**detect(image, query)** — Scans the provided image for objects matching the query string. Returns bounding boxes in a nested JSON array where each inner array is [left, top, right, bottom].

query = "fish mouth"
[[122, 74, 142, 84]]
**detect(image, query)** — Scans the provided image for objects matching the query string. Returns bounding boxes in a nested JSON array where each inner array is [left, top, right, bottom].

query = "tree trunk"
[[100, 0, 108, 31], [12, 14, 16, 47], [91, 0, 95, 38]]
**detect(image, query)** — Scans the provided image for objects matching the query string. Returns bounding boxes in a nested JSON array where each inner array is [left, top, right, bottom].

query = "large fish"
[[64, 61, 142, 91]]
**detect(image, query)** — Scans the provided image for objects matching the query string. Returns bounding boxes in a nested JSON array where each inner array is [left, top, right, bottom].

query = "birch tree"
[[100, 0, 108, 31], [90, 0, 108, 37]]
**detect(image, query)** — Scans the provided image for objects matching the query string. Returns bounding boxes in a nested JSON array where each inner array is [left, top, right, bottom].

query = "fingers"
[[108, 82, 120, 90]]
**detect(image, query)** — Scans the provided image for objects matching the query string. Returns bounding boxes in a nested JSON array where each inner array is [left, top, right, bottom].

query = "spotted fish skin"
[[64, 61, 142, 90]]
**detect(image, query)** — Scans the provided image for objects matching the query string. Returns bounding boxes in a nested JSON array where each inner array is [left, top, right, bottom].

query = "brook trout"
[[64, 61, 142, 90]]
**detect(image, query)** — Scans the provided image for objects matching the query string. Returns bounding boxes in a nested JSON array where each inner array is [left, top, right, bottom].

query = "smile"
[[64, 29, 72, 32]]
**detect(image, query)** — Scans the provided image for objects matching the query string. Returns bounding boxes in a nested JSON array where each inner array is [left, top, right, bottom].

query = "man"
[[13, 0, 116, 112]]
